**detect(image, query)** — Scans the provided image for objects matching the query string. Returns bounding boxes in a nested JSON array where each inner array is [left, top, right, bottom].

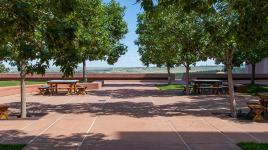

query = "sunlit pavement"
[[0, 81, 267, 150]]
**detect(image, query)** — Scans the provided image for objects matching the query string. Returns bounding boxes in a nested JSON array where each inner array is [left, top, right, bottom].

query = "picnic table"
[[258, 92, 268, 110], [0, 105, 9, 120], [247, 103, 265, 122], [246, 92, 268, 122], [191, 79, 223, 94], [47, 80, 79, 95]]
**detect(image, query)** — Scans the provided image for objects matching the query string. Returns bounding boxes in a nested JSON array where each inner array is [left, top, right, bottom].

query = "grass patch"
[[238, 142, 268, 150], [0, 80, 46, 87], [0, 144, 26, 150], [247, 85, 268, 96], [156, 84, 185, 91]]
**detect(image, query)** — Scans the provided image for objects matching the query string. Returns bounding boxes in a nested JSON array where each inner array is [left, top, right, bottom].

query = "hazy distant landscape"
[[8, 66, 246, 75]]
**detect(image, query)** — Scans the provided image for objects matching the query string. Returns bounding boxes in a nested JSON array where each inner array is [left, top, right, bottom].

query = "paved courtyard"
[[0, 81, 268, 150]]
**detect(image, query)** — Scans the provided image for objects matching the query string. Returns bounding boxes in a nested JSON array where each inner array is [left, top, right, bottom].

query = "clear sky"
[[84, 0, 216, 68]]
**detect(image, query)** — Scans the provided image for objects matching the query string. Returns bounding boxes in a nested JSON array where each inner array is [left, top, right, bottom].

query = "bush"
[[247, 84, 268, 96]]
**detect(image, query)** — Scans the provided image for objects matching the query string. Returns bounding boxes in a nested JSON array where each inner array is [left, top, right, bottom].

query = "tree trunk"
[[251, 63, 256, 85], [167, 66, 171, 84], [227, 64, 237, 118], [83, 60, 87, 83], [20, 64, 27, 118], [185, 64, 190, 95]]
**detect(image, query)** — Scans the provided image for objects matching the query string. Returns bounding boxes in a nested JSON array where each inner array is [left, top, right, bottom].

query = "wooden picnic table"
[[246, 92, 268, 122], [191, 79, 223, 84], [247, 103, 265, 122], [191, 79, 223, 94], [47, 80, 79, 95], [258, 92, 268, 110], [0, 104, 9, 119]]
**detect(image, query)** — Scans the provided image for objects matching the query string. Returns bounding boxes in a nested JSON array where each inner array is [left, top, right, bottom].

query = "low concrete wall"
[[0, 73, 175, 81], [0, 81, 105, 97], [78, 80, 104, 90], [182, 72, 268, 80]]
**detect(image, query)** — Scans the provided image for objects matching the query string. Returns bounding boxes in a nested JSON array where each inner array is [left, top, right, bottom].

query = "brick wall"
[[0, 73, 175, 81], [182, 72, 268, 80]]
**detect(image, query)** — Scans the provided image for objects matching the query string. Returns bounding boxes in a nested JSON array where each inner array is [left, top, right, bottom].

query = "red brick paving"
[[0, 81, 267, 150]]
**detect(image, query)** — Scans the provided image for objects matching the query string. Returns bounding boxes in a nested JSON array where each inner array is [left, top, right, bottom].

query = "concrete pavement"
[[0, 81, 267, 150]]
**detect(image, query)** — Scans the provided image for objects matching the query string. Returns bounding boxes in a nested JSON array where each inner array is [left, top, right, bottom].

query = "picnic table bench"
[[38, 85, 51, 95], [246, 93, 268, 122], [247, 101, 266, 122], [47, 80, 79, 95], [0, 104, 9, 120], [259, 92, 268, 111], [39, 80, 89, 95], [191, 79, 225, 95], [76, 86, 87, 95]]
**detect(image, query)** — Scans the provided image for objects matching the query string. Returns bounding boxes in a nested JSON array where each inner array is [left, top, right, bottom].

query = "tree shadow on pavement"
[[0, 130, 268, 150], [6, 94, 265, 122], [5, 83, 265, 122]]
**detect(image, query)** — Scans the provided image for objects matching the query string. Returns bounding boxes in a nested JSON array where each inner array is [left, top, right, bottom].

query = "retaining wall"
[[182, 73, 268, 80], [0, 73, 175, 81]]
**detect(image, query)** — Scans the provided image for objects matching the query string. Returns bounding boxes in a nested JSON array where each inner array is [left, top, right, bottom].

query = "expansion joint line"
[[150, 97, 192, 150], [27, 97, 76, 144], [76, 97, 110, 150], [0, 96, 56, 143], [203, 117, 261, 143]]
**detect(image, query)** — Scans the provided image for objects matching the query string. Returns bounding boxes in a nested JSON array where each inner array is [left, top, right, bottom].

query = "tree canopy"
[[136, 4, 206, 86], [45, 0, 128, 79], [105, 0, 128, 65], [0, 0, 50, 75]]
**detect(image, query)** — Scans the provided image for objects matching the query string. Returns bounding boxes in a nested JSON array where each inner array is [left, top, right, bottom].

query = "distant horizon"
[[6, 64, 227, 70], [5, 65, 247, 74]]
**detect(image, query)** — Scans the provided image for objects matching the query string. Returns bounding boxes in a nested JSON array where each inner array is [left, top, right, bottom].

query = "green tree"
[[44, 0, 83, 77], [105, 0, 128, 66], [45, 0, 127, 81], [204, 1, 268, 117], [232, 1, 268, 85], [201, 1, 240, 117], [0, 0, 50, 118], [136, 5, 205, 90], [76, 0, 110, 82], [76, 0, 128, 82], [79, 0, 128, 82], [167, 8, 206, 94], [136, 13, 181, 83], [241, 42, 268, 85]]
